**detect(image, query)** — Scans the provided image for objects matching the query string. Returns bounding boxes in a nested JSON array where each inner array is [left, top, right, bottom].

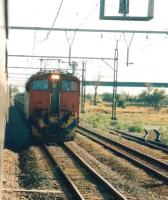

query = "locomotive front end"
[[25, 72, 80, 143]]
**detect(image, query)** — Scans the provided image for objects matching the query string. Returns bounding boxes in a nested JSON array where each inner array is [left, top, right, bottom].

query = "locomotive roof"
[[28, 71, 80, 82]]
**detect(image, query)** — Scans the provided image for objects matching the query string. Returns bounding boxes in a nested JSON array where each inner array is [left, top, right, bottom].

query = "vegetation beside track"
[[80, 103, 168, 144]]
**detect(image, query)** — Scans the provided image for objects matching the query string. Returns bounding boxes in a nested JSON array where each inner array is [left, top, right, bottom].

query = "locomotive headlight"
[[51, 74, 60, 80]]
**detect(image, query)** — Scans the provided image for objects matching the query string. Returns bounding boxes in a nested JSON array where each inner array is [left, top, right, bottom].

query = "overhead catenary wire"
[[40, 0, 64, 42], [9, 26, 168, 34], [122, 32, 134, 66], [8, 55, 114, 60], [65, 1, 99, 46], [101, 59, 114, 70], [8, 73, 32, 75], [64, 2, 99, 65], [9, 26, 168, 62], [29, 31, 36, 66], [123, 32, 135, 48], [138, 34, 168, 52]]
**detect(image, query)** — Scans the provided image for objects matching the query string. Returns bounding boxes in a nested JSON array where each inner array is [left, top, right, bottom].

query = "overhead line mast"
[[112, 40, 118, 120]]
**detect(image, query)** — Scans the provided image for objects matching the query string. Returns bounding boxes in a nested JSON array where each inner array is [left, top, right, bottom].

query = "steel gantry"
[[9, 26, 168, 120]]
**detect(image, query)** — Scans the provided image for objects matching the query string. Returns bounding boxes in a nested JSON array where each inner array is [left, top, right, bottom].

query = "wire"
[[123, 32, 134, 48], [30, 31, 36, 66], [64, 2, 99, 65], [65, 2, 99, 47], [122, 32, 135, 66], [77, 2, 99, 30], [40, 0, 64, 42], [101, 59, 114, 70]]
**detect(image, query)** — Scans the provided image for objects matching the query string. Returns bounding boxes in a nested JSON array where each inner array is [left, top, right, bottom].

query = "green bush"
[[128, 125, 143, 132], [102, 93, 112, 102], [114, 123, 128, 130]]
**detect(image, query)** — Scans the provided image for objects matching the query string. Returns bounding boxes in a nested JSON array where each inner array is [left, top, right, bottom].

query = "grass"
[[80, 103, 168, 144]]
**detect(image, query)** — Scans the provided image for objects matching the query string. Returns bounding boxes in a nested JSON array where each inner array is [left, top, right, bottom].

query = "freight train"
[[14, 71, 80, 143]]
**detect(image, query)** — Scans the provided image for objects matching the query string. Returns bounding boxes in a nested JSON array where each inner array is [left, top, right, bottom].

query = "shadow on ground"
[[4, 106, 36, 152]]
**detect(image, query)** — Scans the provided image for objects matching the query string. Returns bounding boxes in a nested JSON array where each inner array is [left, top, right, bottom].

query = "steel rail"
[[148, 139, 168, 149], [63, 142, 127, 200], [79, 126, 168, 169], [40, 144, 85, 200], [77, 126, 168, 183], [153, 129, 163, 142], [145, 129, 168, 149], [111, 129, 168, 154], [42, 143, 127, 200]]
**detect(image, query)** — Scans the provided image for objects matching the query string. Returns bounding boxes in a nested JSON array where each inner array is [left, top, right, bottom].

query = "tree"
[[102, 92, 128, 108], [117, 92, 128, 108], [138, 90, 148, 105], [93, 73, 101, 106], [102, 93, 112, 102], [85, 94, 92, 101], [139, 88, 167, 111], [149, 89, 167, 111], [145, 83, 153, 105]]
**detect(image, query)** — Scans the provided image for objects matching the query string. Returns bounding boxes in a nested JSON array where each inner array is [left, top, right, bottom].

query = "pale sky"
[[8, 0, 168, 94]]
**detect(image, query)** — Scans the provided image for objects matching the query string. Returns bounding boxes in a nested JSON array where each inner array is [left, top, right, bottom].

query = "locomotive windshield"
[[62, 80, 78, 91], [32, 79, 48, 90]]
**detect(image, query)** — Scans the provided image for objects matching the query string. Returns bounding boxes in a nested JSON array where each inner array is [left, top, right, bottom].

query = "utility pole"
[[81, 61, 86, 113], [65, 31, 77, 66], [69, 45, 72, 66], [71, 61, 78, 75], [112, 40, 119, 120]]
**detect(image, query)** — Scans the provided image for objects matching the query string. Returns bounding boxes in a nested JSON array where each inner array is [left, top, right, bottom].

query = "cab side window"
[[62, 80, 77, 91], [32, 79, 48, 90]]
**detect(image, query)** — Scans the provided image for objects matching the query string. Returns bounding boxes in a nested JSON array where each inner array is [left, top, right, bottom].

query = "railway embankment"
[[2, 106, 168, 199]]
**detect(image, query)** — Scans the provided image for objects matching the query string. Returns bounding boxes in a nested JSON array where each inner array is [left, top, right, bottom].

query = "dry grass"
[[80, 103, 168, 143]]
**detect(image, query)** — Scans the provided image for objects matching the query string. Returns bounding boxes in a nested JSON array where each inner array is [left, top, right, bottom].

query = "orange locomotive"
[[15, 71, 80, 143]]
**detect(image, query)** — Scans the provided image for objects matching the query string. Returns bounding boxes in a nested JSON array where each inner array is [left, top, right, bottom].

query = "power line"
[[41, 0, 64, 42], [123, 32, 135, 66], [8, 77, 27, 79], [8, 66, 40, 70], [8, 55, 114, 60], [101, 59, 114, 70], [77, 2, 99, 30], [9, 26, 168, 34], [65, 1, 99, 44], [8, 72, 32, 75], [64, 2, 99, 65], [30, 31, 36, 66], [8, 67, 73, 71]]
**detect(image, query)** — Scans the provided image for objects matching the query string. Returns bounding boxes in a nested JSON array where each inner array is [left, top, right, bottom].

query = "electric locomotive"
[[15, 71, 80, 143]]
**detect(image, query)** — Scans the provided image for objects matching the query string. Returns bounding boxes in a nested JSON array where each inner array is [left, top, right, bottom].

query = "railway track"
[[77, 125, 168, 184], [145, 129, 168, 150], [109, 128, 168, 154], [146, 129, 164, 143], [40, 143, 128, 200]]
